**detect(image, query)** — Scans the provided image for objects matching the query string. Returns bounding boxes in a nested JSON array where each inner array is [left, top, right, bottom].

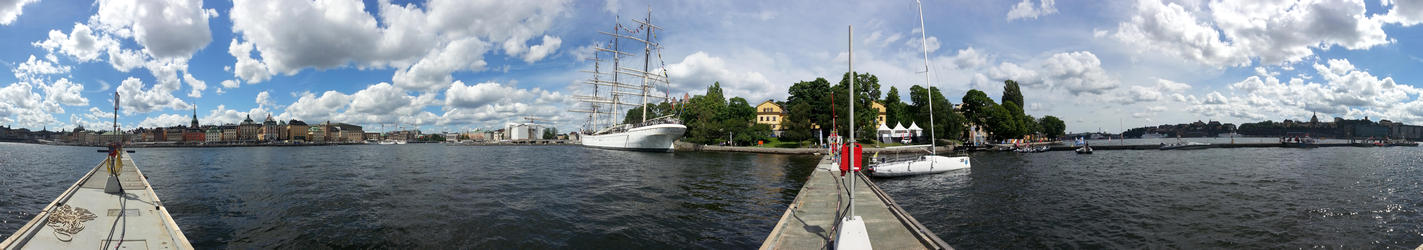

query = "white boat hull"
[[580, 123, 687, 152], [868, 155, 971, 177]]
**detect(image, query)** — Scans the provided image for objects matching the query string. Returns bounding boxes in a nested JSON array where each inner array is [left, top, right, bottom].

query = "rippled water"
[[8, 142, 1423, 248], [876, 146, 1423, 248], [0, 142, 818, 248]]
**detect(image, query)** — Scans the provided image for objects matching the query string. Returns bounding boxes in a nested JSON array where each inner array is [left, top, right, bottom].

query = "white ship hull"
[[580, 123, 687, 152], [867, 155, 971, 177]]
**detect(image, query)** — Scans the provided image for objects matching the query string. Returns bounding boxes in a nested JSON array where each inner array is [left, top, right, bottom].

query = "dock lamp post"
[[836, 25, 872, 250]]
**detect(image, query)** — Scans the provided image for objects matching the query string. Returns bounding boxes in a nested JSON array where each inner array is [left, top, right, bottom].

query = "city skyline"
[[5, 0, 1423, 133]]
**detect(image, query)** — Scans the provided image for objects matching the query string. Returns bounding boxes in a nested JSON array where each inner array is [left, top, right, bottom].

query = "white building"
[[505, 123, 545, 140]]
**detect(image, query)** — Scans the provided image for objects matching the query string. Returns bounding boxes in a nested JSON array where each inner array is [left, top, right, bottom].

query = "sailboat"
[[570, 7, 686, 152], [866, 0, 972, 177]]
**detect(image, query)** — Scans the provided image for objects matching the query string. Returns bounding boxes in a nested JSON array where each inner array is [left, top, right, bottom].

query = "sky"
[[4, 0, 1423, 134]]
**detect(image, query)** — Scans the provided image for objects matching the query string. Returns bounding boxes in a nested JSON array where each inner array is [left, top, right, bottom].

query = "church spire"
[[190, 103, 200, 129]]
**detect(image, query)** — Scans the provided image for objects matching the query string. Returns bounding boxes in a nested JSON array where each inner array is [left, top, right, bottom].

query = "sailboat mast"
[[917, 0, 936, 154], [639, 7, 653, 124]]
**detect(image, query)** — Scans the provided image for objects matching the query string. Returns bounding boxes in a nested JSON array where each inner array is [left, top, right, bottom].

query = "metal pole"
[[847, 25, 856, 218], [917, 0, 936, 154]]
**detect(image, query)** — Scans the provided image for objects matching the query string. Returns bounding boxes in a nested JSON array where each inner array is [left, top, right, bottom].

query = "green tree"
[[960, 89, 997, 128], [908, 85, 963, 142], [780, 101, 816, 142], [883, 86, 911, 127], [787, 78, 833, 130], [1002, 80, 1024, 115], [831, 72, 882, 143], [985, 104, 1016, 140], [543, 127, 558, 139], [679, 82, 729, 144], [1039, 116, 1066, 138]]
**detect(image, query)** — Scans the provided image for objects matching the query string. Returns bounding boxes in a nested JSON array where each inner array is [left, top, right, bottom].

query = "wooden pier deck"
[[762, 156, 951, 249], [2, 154, 192, 249]]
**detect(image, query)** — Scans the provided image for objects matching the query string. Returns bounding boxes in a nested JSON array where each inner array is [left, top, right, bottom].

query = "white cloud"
[[1113, 0, 1392, 67], [115, 77, 189, 115], [1006, 0, 1057, 21], [0, 0, 37, 25], [255, 91, 274, 109], [1155, 78, 1191, 93], [392, 38, 491, 91], [137, 113, 190, 128], [0, 82, 60, 128], [33, 23, 114, 62], [229, 0, 569, 92], [522, 35, 562, 63], [183, 72, 206, 98], [220, 79, 240, 88], [42, 78, 88, 107], [666, 51, 776, 102], [1379, 0, 1423, 26], [92, 0, 216, 59], [227, 38, 271, 84], [282, 91, 351, 123], [986, 51, 1118, 95], [13, 55, 71, 80]]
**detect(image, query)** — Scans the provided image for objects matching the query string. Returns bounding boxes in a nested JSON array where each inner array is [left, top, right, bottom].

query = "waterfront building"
[[755, 100, 786, 132], [165, 126, 184, 142], [871, 101, 887, 126], [287, 120, 309, 141], [261, 114, 279, 142], [238, 114, 260, 142], [205, 126, 221, 143], [332, 123, 363, 142], [506, 123, 544, 140], [277, 120, 289, 141], [221, 125, 238, 141], [308, 125, 327, 142]]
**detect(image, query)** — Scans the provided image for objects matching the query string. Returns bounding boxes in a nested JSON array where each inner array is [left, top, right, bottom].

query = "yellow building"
[[756, 100, 786, 131], [871, 101, 887, 126]]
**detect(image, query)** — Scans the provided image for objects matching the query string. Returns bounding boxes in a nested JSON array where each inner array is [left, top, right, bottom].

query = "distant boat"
[[1160, 141, 1211, 150], [1075, 145, 1093, 154], [1141, 132, 1167, 139]]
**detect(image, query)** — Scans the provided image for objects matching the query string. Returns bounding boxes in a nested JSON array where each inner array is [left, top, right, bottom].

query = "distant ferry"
[[569, 8, 686, 152]]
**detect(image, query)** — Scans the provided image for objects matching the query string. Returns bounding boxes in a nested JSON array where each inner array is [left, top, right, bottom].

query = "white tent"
[[892, 122, 909, 139], [907, 122, 923, 137], [877, 123, 893, 142]]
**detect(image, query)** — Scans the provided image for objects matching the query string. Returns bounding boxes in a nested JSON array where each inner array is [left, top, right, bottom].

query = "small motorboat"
[[868, 155, 971, 177], [1160, 141, 1211, 150], [1014, 145, 1049, 153], [1075, 145, 1093, 154]]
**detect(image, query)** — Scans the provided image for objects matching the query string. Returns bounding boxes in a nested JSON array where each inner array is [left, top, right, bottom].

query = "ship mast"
[[639, 7, 653, 123], [917, 0, 937, 154]]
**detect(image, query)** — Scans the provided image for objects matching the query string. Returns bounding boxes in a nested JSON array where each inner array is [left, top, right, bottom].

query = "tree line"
[[622, 72, 1066, 146]]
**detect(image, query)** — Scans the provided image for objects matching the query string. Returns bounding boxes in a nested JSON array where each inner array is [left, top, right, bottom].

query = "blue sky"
[[4, 0, 1423, 134]]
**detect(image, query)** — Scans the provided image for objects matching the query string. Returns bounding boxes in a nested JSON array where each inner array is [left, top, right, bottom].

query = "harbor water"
[[0, 142, 818, 248], [5, 141, 1423, 248], [876, 144, 1423, 248]]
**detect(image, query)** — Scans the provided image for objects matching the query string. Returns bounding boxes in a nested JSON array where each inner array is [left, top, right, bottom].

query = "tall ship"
[[570, 8, 686, 152]]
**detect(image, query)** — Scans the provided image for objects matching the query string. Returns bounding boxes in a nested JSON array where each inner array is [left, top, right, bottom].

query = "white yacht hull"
[[580, 124, 687, 152], [868, 155, 971, 177]]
